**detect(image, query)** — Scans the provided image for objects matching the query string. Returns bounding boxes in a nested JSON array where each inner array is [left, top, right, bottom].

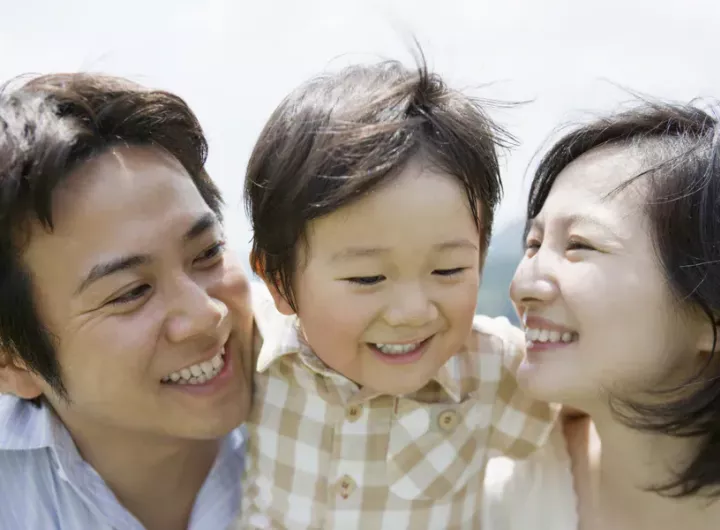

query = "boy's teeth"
[[525, 328, 577, 343], [374, 342, 421, 355], [162, 350, 225, 385]]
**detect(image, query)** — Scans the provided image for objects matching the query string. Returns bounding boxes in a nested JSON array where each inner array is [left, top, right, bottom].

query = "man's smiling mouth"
[[161, 348, 226, 385]]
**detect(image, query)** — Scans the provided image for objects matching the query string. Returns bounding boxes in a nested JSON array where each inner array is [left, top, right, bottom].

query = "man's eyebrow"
[[75, 213, 219, 296], [184, 212, 218, 242], [75, 254, 150, 296]]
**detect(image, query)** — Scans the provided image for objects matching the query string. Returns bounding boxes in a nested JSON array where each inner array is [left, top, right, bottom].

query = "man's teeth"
[[525, 328, 576, 343], [162, 350, 225, 385], [373, 342, 421, 355]]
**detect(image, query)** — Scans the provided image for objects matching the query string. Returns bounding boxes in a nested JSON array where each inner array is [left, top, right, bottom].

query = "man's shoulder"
[[0, 399, 63, 528], [0, 394, 57, 488], [0, 393, 54, 450]]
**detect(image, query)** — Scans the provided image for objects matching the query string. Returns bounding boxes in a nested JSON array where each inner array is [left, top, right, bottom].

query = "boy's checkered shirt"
[[237, 286, 558, 529]]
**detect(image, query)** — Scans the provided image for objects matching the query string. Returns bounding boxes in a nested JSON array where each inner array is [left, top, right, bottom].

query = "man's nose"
[[165, 278, 228, 344]]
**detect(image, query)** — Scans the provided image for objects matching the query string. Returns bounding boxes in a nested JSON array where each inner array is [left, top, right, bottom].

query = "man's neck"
[[568, 410, 720, 530], [60, 415, 221, 530]]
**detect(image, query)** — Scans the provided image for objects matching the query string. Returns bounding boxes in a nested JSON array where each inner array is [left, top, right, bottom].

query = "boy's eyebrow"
[[330, 239, 478, 261], [331, 247, 388, 261], [432, 239, 478, 252]]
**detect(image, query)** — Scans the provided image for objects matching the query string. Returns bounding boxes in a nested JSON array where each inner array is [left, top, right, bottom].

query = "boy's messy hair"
[[245, 50, 514, 310]]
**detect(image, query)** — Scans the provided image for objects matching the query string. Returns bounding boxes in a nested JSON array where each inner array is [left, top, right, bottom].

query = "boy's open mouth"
[[367, 336, 433, 356]]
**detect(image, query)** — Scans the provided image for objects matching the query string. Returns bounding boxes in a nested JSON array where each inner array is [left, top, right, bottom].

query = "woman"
[[483, 101, 720, 529]]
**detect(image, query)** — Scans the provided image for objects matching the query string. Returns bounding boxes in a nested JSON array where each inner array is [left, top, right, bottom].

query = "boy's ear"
[[250, 252, 296, 316], [0, 351, 43, 400], [264, 281, 296, 316]]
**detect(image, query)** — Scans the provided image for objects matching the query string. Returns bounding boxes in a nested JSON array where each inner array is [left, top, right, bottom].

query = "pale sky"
[[4, 0, 720, 263]]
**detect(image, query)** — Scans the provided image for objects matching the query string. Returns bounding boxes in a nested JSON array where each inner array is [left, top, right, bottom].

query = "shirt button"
[[345, 404, 363, 422], [337, 475, 357, 499], [437, 409, 459, 432]]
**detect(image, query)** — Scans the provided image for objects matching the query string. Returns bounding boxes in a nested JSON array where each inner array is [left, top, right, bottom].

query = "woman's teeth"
[[373, 342, 421, 355], [162, 350, 225, 385], [525, 328, 576, 343]]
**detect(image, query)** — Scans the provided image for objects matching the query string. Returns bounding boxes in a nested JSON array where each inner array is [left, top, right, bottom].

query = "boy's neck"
[[62, 416, 221, 530]]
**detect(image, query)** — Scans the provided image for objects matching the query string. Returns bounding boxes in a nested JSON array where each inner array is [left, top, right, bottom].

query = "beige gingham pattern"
[[237, 285, 559, 529]]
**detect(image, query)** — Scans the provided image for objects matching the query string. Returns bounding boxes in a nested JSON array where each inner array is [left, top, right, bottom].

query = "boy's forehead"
[[302, 167, 481, 258]]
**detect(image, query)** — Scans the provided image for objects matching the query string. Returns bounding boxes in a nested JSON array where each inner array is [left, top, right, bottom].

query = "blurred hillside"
[[476, 218, 525, 324]]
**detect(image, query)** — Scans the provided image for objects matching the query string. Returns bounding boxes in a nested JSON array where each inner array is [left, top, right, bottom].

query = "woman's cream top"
[[482, 423, 579, 529]]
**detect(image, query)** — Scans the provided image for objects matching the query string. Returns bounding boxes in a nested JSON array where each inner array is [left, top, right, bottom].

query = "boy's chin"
[[365, 378, 430, 397]]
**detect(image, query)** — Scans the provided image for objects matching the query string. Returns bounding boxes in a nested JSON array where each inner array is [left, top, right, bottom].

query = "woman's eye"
[[110, 284, 151, 305], [345, 275, 385, 286], [567, 240, 595, 251], [433, 268, 466, 276], [524, 238, 541, 251]]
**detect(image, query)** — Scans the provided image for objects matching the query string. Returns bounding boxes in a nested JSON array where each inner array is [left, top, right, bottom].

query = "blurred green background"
[[475, 219, 524, 324]]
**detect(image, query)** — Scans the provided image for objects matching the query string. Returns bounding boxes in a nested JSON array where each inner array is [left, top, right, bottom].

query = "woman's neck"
[[566, 410, 720, 530]]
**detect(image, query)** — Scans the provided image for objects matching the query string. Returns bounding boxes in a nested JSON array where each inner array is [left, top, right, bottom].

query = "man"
[[0, 74, 256, 529]]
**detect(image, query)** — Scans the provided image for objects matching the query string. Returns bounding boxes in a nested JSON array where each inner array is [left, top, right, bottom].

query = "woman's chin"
[[517, 361, 592, 405]]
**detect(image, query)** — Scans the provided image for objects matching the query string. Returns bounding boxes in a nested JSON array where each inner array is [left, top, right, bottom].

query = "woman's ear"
[[0, 352, 43, 399], [696, 316, 720, 359]]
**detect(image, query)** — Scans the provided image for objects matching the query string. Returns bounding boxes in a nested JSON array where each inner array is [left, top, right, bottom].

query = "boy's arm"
[[484, 318, 560, 459]]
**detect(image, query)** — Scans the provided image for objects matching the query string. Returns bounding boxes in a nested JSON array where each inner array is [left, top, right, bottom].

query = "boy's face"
[[268, 157, 482, 395]]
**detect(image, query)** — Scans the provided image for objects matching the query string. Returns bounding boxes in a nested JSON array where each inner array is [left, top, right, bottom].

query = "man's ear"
[[0, 351, 43, 400], [250, 252, 296, 316]]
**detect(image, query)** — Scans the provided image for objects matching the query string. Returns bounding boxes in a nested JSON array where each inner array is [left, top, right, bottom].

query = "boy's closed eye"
[[433, 267, 467, 276], [342, 267, 468, 286], [344, 275, 385, 285]]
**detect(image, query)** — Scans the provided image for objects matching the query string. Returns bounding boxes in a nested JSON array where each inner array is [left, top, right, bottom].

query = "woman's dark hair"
[[245, 50, 515, 310], [528, 100, 720, 498], [0, 73, 222, 401]]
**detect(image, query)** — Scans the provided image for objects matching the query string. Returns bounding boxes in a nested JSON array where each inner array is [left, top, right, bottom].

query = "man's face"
[[21, 145, 254, 442]]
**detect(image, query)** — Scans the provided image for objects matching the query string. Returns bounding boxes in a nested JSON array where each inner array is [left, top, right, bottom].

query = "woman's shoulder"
[[483, 421, 579, 530]]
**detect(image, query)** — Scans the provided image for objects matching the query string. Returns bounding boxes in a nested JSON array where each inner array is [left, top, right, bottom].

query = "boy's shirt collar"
[[251, 282, 463, 403]]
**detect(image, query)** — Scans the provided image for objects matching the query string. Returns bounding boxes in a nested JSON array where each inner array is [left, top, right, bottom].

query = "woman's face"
[[510, 146, 712, 409]]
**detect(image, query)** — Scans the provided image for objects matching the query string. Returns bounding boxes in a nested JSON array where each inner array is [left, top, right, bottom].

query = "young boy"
[[239, 56, 558, 529]]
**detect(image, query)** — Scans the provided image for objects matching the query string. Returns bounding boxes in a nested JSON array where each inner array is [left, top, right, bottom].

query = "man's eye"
[[110, 284, 151, 305], [344, 275, 385, 285], [195, 241, 226, 264]]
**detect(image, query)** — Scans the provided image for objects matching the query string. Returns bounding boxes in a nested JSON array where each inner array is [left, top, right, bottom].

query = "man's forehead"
[[21, 145, 216, 275], [60, 145, 188, 195]]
